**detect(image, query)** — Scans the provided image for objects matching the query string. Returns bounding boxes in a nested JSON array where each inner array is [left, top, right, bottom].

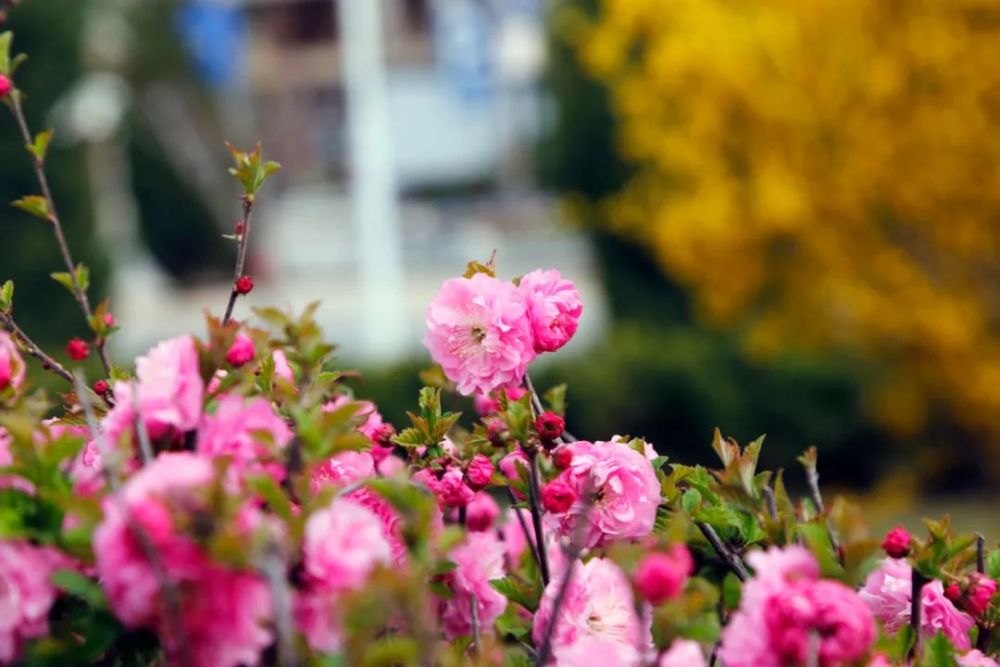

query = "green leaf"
[[917, 633, 959, 667], [681, 488, 702, 514], [50, 271, 75, 296], [28, 128, 53, 162], [543, 383, 567, 415], [0, 279, 12, 314], [986, 549, 1000, 580], [362, 637, 420, 667], [798, 522, 843, 578], [50, 569, 108, 609], [490, 575, 541, 611], [0, 32, 11, 75], [12, 195, 51, 220]]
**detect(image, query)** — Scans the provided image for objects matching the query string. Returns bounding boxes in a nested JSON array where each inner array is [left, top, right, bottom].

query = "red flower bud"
[[962, 573, 998, 616], [552, 446, 573, 470], [945, 583, 962, 603], [541, 479, 575, 514], [66, 338, 90, 361], [225, 333, 255, 367], [535, 411, 565, 443], [465, 454, 495, 491], [92, 379, 110, 395], [235, 275, 254, 295], [0, 74, 11, 100], [235, 221, 245, 235], [881, 525, 912, 558], [634, 545, 694, 605], [103, 312, 116, 327]]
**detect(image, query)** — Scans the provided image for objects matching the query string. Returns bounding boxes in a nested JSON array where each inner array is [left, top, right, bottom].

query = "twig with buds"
[[0, 311, 73, 384]]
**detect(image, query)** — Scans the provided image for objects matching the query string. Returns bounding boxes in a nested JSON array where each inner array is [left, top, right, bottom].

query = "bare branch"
[[0, 312, 73, 384], [697, 521, 749, 582], [223, 197, 255, 325]]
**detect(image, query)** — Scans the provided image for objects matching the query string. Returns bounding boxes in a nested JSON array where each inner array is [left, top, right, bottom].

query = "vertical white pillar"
[[337, 0, 408, 361]]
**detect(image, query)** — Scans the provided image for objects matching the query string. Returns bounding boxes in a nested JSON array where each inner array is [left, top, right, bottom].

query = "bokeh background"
[[2, 0, 999, 533]]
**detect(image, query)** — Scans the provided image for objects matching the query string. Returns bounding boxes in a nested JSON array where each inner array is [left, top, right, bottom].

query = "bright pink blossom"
[[720, 546, 876, 667], [551, 441, 661, 547], [962, 573, 997, 616], [181, 567, 273, 667], [438, 532, 508, 639], [959, 650, 1000, 666], [0, 332, 25, 392], [541, 479, 575, 514], [0, 541, 70, 662], [518, 268, 583, 353], [438, 467, 475, 508], [634, 545, 693, 605], [881, 525, 912, 558], [302, 498, 392, 590], [225, 333, 255, 367], [196, 394, 292, 486], [133, 336, 205, 437], [659, 639, 707, 667], [466, 454, 495, 490], [532, 557, 651, 661], [860, 558, 974, 650], [423, 273, 536, 396], [466, 491, 500, 532]]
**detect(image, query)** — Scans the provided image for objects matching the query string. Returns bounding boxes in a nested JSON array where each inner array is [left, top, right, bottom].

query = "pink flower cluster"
[[93, 453, 273, 667], [546, 440, 661, 548], [0, 332, 25, 392], [0, 541, 70, 662], [438, 532, 508, 639], [424, 270, 582, 395], [719, 546, 876, 667]]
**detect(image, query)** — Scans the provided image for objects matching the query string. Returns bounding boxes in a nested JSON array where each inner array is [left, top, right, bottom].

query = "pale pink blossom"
[[225, 333, 255, 367], [720, 546, 876, 667], [518, 269, 583, 353], [551, 441, 660, 548], [196, 394, 292, 486], [658, 639, 707, 667], [860, 558, 974, 650], [295, 588, 344, 653], [466, 491, 500, 532], [0, 541, 70, 662], [502, 508, 531, 564], [532, 558, 651, 661], [423, 273, 536, 396], [133, 336, 205, 437], [554, 635, 641, 666], [438, 532, 508, 639], [312, 450, 376, 491], [302, 498, 392, 590], [272, 349, 294, 383], [0, 428, 34, 495], [959, 650, 1000, 667], [0, 332, 25, 392], [500, 449, 530, 500]]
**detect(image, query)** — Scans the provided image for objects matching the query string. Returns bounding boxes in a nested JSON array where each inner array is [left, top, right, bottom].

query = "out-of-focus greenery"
[[0, 0, 105, 346], [568, 0, 1000, 472]]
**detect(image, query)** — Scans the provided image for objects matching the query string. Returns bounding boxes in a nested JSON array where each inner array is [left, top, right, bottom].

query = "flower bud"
[[486, 417, 508, 446], [465, 454, 495, 491], [881, 525, 912, 558], [235, 221, 245, 235], [541, 479, 575, 513], [0, 74, 11, 100], [235, 275, 254, 295], [535, 411, 565, 443], [225, 333, 255, 367], [66, 338, 90, 361], [92, 379, 110, 395], [945, 583, 962, 602], [103, 312, 116, 327], [962, 573, 997, 616], [634, 545, 694, 605], [552, 446, 573, 470]]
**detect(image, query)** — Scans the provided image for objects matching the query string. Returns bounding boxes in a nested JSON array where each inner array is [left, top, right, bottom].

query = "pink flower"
[[634, 545, 693, 605], [518, 269, 583, 353], [438, 532, 508, 639], [225, 333, 255, 367], [881, 525, 912, 558], [272, 349, 294, 383], [302, 498, 392, 590], [323, 396, 394, 462], [0, 541, 70, 663], [438, 467, 475, 508], [959, 650, 1000, 667], [181, 567, 273, 667], [473, 387, 527, 416], [295, 588, 344, 653], [0, 332, 25, 392], [466, 491, 500, 532], [423, 273, 536, 396], [541, 479, 576, 514], [196, 394, 292, 486], [554, 635, 641, 666], [134, 336, 205, 437], [659, 639, 707, 667], [466, 454, 495, 490], [860, 558, 974, 650], [533, 558, 651, 661], [552, 441, 661, 548], [500, 449, 530, 500], [502, 508, 531, 564], [720, 546, 876, 667], [312, 450, 376, 491]]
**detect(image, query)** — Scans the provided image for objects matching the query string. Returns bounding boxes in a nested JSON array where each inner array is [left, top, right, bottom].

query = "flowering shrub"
[[0, 28, 998, 667]]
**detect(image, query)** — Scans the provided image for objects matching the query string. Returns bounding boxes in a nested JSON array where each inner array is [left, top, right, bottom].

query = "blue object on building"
[[176, 1, 247, 88], [431, 0, 494, 103]]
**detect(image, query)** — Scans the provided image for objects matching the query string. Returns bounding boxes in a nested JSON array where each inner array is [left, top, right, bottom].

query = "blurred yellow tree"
[[572, 0, 1000, 445]]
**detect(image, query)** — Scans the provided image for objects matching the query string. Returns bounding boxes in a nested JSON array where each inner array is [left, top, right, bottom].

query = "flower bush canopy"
[[0, 27, 998, 667]]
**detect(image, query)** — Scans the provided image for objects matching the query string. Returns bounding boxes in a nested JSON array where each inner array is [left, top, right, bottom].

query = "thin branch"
[[9, 94, 113, 375], [506, 489, 545, 580], [526, 451, 551, 586], [469, 595, 481, 656], [0, 312, 73, 384], [130, 384, 155, 465], [73, 371, 191, 665], [908, 569, 927, 661], [697, 521, 749, 581], [803, 460, 843, 565], [524, 373, 545, 418], [976, 533, 986, 573], [222, 196, 255, 325]]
